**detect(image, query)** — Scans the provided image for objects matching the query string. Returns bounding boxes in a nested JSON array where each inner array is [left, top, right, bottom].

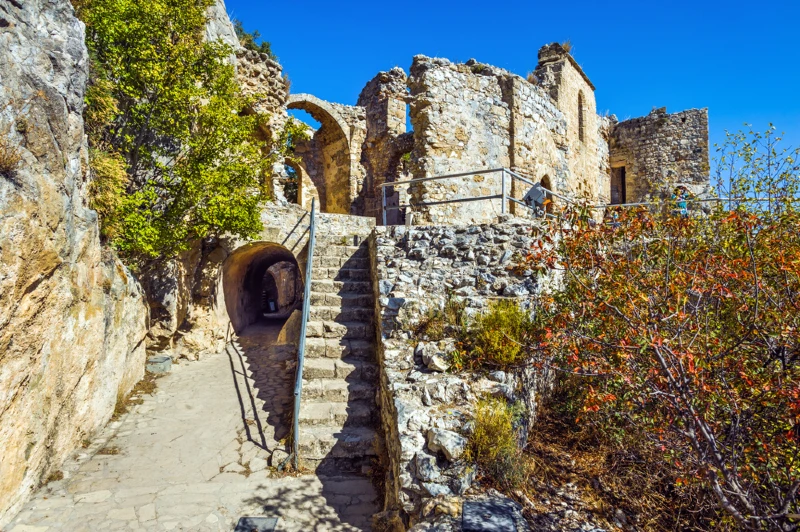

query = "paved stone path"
[[5, 324, 377, 532]]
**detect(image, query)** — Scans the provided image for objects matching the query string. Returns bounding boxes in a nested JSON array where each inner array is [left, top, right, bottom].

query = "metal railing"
[[379, 166, 746, 225], [290, 197, 316, 469]]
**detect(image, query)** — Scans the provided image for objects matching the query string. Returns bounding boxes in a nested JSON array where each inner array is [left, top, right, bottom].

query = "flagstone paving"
[[4, 325, 377, 532]]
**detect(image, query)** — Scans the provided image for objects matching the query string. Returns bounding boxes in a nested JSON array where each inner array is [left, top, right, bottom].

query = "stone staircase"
[[298, 231, 378, 473]]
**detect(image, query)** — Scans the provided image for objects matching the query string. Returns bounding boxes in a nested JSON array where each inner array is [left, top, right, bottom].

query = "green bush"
[[233, 19, 276, 60], [465, 299, 531, 369]]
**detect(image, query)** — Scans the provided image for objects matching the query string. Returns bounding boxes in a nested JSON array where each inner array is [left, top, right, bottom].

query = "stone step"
[[299, 455, 374, 475], [312, 256, 370, 270], [298, 426, 377, 459], [310, 292, 373, 308], [305, 338, 372, 360], [298, 400, 375, 427], [302, 379, 375, 402], [306, 321, 373, 340], [311, 279, 372, 294], [302, 357, 378, 381], [317, 245, 368, 259], [326, 268, 371, 282], [309, 305, 373, 323], [315, 234, 370, 246]]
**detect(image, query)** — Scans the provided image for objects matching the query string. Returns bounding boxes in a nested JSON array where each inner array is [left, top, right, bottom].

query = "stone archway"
[[222, 242, 303, 334], [284, 158, 318, 210], [287, 94, 352, 214]]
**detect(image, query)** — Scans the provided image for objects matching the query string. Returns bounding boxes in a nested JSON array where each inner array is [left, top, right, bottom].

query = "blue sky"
[[225, 0, 800, 160]]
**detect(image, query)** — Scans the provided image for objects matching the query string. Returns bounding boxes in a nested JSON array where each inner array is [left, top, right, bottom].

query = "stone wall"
[[534, 43, 601, 201], [609, 107, 710, 202], [0, 0, 148, 525], [237, 49, 289, 119], [370, 219, 554, 526], [357, 67, 413, 222], [405, 56, 576, 224], [502, 75, 569, 210], [407, 57, 511, 224]]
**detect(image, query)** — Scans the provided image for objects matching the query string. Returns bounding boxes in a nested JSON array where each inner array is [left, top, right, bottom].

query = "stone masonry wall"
[[236, 49, 289, 119], [609, 107, 710, 201], [0, 1, 148, 524], [502, 76, 569, 210], [406, 56, 575, 225], [407, 56, 511, 224], [370, 220, 554, 526], [534, 43, 601, 201], [357, 67, 412, 222]]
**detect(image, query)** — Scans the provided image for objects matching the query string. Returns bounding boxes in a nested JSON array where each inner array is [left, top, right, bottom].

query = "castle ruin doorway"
[[611, 166, 627, 205]]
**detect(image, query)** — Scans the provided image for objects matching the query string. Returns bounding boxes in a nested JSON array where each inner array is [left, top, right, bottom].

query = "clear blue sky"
[[225, 0, 800, 160]]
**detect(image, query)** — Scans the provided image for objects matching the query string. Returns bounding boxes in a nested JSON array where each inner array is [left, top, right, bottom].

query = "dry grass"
[[560, 39, 573, 53], [0, 134, 22, 176], [97, 446, 120, 455], [43, 470, 64, 485], [111, 371, 160, 421], [526, 72, 539, 85], [468, 397, 531, 491], [87, 148, 128, 239], [523, 392, 732, 532], [413, 295, 468, 342]]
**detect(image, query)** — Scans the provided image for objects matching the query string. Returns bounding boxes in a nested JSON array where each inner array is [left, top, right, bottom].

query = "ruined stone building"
[[245, 43, 710, 225]]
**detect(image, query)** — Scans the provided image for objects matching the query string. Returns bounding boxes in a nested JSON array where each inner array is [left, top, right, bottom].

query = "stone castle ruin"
[[248, 43, 710, 225], [0, 1, 714, 529]]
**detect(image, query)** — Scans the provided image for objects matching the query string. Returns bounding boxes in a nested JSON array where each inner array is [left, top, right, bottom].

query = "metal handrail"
[[380, 167, 515, 225], [378, 166, 749, 226], [291, 197, 316, 469]]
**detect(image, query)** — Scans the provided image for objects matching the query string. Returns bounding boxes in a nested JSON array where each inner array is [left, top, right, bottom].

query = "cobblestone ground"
[[5, 324, 377, 532]]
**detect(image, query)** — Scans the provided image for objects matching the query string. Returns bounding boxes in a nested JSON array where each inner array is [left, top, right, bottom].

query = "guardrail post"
[[381, 185, 387, 226], [500, 168, 507, 215]]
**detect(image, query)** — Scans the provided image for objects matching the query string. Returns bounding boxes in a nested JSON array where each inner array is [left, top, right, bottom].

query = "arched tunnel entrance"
[[222, 242, 303, 334]]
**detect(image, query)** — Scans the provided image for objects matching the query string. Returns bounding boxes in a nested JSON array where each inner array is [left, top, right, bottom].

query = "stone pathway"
[[5, 325, 377, 532]]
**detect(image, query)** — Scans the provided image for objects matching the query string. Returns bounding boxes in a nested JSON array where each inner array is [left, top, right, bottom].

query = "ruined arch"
[[287, 94, 352, 214], [284, 158, 318, 210], [222, 242, 303, 333]]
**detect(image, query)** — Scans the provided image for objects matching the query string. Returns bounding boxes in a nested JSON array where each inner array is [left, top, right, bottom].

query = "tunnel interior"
[[222, 242, 304, 333]]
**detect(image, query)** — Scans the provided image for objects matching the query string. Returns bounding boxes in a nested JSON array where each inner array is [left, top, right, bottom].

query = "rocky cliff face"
[[0, 0, 148, 525]]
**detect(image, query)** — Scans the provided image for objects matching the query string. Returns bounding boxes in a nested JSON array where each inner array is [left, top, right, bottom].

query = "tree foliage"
[[74, 0, 304, 264], [233, 19, 276, 59], [517, 129, 800, 529]]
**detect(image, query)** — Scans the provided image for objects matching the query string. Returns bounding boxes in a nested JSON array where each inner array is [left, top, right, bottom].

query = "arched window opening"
[[282, 163, 299, 204], [578, 91, 585, 143]]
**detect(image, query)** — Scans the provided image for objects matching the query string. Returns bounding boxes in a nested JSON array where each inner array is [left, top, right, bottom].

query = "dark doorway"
[[611, 166, 626, 205], [222, 243, 304, 333]]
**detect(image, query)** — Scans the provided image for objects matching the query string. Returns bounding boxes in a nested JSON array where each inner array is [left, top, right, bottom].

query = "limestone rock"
[[426, 429, 466, 462], [0, 0, 147, 524]]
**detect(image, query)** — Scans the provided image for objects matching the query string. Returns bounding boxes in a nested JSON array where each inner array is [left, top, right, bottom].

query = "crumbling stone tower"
[[534, 43, 601, 201]]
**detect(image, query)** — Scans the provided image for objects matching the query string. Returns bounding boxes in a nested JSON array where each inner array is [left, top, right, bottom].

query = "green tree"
[[74, 0, 304, 264], [233, 19, 276, 59]]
